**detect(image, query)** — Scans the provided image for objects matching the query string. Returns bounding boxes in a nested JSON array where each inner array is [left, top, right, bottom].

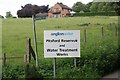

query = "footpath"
[[101, 70, 120, 80]]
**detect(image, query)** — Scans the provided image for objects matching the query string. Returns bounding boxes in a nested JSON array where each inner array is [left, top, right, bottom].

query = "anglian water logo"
[[51, 32, 73, 36]]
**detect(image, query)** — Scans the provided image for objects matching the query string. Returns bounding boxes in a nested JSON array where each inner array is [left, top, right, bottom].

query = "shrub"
[[0, 15, 4, 18], [37, 63, 53, 78], [25, 64, 43, 80], [77, 47, 119, 76], [57, 66, 100, 79], [12, 16, 17, 18], [2, 64, 43, 80], [2, 65, 25, 79]]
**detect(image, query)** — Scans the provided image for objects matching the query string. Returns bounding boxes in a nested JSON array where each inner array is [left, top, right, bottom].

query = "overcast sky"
[[0, 0, 93, 17]]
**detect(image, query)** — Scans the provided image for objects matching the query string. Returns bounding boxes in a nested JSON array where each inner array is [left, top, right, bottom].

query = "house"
[[48, 3, 72, 18]]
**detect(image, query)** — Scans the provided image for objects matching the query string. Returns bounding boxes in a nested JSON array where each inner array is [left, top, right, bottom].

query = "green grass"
[[2, 16, 119, 79], [2, 17, 118, 56]]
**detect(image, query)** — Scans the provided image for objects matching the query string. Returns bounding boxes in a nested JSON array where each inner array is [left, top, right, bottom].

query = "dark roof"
[[58, 3, 72, 10]]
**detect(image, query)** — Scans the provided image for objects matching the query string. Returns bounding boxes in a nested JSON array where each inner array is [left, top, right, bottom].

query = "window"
[[54, 9, 57, 12]]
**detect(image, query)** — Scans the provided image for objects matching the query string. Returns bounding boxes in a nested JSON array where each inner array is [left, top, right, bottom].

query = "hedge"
[[73, 12, 118, 16]]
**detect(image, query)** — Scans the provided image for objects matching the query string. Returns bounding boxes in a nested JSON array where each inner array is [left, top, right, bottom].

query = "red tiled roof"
[[58, 3, 72, 10]]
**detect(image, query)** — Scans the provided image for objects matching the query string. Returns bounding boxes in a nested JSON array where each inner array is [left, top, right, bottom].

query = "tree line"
[[1, 2, 119, 18], [72, 2, 119, 13]]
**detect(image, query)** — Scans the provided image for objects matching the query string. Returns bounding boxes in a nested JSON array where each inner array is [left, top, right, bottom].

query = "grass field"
[[2, 16, 118, 56], [2, 16, 119, 79]]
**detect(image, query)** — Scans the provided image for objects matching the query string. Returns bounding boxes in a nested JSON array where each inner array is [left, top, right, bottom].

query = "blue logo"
[[51, 32, 73, 36]]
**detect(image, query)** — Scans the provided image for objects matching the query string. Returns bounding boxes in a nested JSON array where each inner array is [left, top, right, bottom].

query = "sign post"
[[74, 58, 77, 68], [32, 15, 38, 67], [53, 58, 56, 79], [44, 30, 80, 78]]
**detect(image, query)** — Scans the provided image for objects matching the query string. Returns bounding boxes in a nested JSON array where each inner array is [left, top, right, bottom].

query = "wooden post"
[[101, 26, 104, 39], [3, 53, 6, 66], [84, 29, 86, 47], [26, 38, 31, 64], [115, 26, 118, 36], [24, 54, 27, 63]]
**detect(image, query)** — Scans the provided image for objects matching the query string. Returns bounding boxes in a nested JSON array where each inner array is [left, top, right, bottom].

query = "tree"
[[72, 2, 84, 13], [105, 3, 113, 12], [57, 2, 63, 4], [17, 4, 49, 18], [5, 11, 13, 18], [90, 2, 117, 12], [90, 2, 99, 12], [115, 2, 120, 15], [72, 2, 119, 13], [97, 3, 106, 12], [86, 2, 92, 12], [102, 6, 107, 12], [82, 5, 90, 12], [0, 15, 4, 18], [87, 2, 92, 8], [112, 2, 119, 12]]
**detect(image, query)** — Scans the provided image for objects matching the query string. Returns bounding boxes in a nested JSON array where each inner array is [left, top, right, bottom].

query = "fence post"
[[74, 58, 77, 68], [84, 29, 86, 47], [3, 53, 6, 66], [101, 26, 104, 39], [24, 54, 27, 63], [26, 37, 31, 64], [115, 26, 118, 37]]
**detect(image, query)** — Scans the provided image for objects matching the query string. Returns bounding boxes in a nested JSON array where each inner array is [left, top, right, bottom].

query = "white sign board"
[[44, 30, 80, 58]]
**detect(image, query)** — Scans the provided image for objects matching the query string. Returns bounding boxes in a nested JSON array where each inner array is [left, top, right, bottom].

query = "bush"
[[2, 64, 43, 80], [2, 65, 25, 79], [0, 15, 4, 18], [12, 16, 17, 18], [57, 66, 100, 79], [37, 63, 53, 78], [77, 47, 120, 76], [25, 64, 43, 80]]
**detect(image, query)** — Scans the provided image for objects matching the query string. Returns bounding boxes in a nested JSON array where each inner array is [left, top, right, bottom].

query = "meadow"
[[2, 16, 119, 79]]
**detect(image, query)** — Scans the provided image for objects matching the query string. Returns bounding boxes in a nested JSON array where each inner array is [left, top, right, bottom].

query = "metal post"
[[32, 15, 38, 67], [53, 58, 56, 79], [74, 58, 76, 68]]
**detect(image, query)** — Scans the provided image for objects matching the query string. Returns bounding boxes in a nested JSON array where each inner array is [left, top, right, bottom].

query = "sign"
[[44, 30, 80, 58]]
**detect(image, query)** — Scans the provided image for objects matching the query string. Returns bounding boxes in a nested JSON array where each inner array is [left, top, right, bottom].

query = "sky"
[[0, 0, 93, 17]]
